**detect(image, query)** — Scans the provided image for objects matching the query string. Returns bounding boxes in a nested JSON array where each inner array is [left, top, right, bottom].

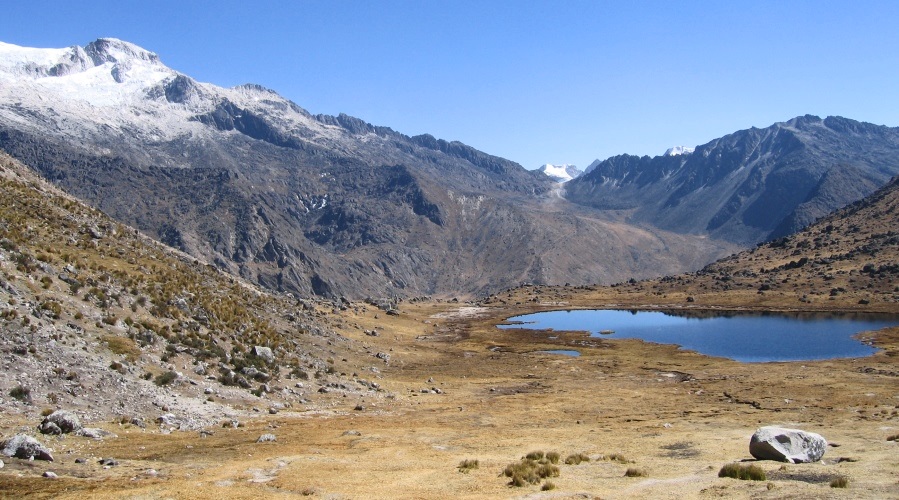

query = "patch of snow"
[[664, 146, 695, 156], [537, 163, 583, 183]]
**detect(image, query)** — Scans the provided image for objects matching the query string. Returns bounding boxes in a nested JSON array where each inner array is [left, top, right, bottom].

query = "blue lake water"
[[498, 309, 899, 362], [535, 349, 581, 357]]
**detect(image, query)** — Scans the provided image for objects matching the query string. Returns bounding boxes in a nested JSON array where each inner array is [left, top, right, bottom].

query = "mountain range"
[[567, 115, 899, 245], [0, 38, 737, 299], [0, 38, 896, 299]]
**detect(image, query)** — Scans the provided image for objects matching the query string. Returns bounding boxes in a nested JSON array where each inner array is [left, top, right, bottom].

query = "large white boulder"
[[749, 426, 827, 463]]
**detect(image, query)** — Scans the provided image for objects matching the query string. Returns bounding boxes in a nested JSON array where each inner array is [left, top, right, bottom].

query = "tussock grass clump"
[[565, 453, 591, 465], [545, 451, 561, 464], [830, 476, 849, 488], [718, 463, 766, 481], [458, 459, 479, 473], [624, 467, 647, 477], [541, 481, 556, 491], [604, 453, 631, 464], [104, 335, 141, 362], [504, 456, 560, 487]]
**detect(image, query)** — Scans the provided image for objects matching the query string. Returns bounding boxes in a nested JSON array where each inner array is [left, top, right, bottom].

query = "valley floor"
[[2, 293, 899, 499]]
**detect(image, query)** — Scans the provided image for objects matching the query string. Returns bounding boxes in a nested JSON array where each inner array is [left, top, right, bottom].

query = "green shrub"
[[458, 459, 479, 473], [153, 371, 179, 386], [718, 463, 766, 481], [9, 385, 31, 403]]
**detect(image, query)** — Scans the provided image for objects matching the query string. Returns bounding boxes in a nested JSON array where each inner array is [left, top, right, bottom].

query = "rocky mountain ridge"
[[0, 38, 737, 298], [566, 115, 899, 245]]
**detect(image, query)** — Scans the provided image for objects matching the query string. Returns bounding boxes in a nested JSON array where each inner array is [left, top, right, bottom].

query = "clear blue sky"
[[4, 1, 898, 170]]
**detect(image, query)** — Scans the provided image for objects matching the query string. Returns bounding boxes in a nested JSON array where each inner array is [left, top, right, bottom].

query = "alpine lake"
[[499, 309, 899, 362]]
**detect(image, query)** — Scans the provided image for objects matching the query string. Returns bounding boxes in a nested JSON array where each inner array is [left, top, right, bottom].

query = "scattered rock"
[[750, 426, 827, 463], [38, 421, 62, 435], [129, 417, 147, 429], [75, 458, 87, 464], [253, 346, 274, 364], [354, 404, 365, 411], [43, 471, 58, 479], [156, 413, 181, 427], [0, 434, 54, 461], [0, 459, 4, 468], [40, 410, 82, 434], [342, 430, 362, 436], [99, 457, 119, 466], [257, 433, 277, 443], [77, 427, 116, 439]]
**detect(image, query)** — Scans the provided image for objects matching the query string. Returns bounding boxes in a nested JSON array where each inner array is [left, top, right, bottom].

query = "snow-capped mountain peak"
[[85, 38, 160, 66], [664, 146, 695, 156], [537, 163, 583, 183]]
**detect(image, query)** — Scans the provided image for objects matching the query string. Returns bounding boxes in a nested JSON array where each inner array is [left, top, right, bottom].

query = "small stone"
[[75, 458, 87, 464], [98, 457, 119, 466], [43, 471, 58, 479], [77, 427, 115, 439], [354, 404, 365, 411], [256, 433, 276, 443]]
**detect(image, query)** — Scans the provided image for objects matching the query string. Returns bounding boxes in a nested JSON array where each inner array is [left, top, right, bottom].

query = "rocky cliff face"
[[566, 116, 899, 245], [0, 39, 737, 298]]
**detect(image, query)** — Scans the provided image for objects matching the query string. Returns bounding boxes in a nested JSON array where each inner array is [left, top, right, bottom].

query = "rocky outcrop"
[[1, 434, 54, 461], [39, 410, 82, 435], [749, 426, 827, 463]]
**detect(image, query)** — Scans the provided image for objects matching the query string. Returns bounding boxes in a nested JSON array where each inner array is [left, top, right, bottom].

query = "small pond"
[[534, 349, 581, 357], [498, 309, 899, 362]]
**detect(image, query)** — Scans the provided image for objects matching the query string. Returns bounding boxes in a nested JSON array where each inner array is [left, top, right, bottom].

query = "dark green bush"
[[9, 385, 31, 403], [153, 371, 178, 386]]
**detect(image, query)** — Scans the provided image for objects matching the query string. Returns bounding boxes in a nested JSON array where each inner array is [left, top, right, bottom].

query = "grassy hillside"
[[0, 151, 381, 425]]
